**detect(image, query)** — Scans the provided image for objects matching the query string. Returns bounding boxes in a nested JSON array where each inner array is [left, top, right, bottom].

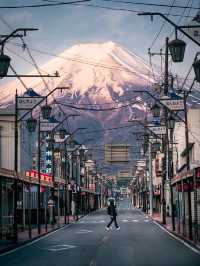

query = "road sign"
[[17, 96, 45, 110], [149, 126, 166, 135], [40, 122, 59, 132], [161, 98, 184, 111]]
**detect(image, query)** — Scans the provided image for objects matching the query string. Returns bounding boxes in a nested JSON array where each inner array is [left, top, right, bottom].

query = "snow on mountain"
[[0, 41, 153, 153], [0, 41, 153, 106]]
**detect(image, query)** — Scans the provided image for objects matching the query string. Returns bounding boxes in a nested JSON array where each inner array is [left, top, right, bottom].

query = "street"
[[0, 199, 199, 266]]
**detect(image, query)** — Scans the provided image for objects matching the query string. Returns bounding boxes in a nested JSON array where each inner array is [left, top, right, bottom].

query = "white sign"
[[161, 99, 184, 111], [149, 126, 166, 135], [40, 122, 59, 132], [17, 96, 44, 110], [183, 10, 200, 45]]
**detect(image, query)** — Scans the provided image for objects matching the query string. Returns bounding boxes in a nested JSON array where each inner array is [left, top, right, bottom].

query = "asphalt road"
[[0, 199, 199, 266]]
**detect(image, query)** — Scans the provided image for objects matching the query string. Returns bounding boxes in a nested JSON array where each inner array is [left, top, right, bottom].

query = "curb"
[[0, 212, 90, 256], [0, 223, 71, 256], [134, 207, 200, 255], [152, 220, 200, 255]]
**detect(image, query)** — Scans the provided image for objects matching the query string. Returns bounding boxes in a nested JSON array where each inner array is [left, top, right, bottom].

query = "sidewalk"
[[0, 215, 81, 255], [151, 212, 200, 250]]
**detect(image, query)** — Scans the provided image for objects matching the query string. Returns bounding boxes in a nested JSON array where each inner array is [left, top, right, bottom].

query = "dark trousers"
[[107, 215, 119, 228]]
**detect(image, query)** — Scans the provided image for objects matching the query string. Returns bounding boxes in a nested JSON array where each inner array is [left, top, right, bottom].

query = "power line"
[[149, 0, 176, 49], [101, 0, 200, 10], [0, 0, 91, 9], [0, 15, 70, 128], [55, 98, 144, 111], [79, 123, 136, 134], [8, 42, 156, 79], [71, 3, 195, 18]]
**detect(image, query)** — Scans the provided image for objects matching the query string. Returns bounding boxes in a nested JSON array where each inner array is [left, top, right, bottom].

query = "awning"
[[181, 143, 194, 157]]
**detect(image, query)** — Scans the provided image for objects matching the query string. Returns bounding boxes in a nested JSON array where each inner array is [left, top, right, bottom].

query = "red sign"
[[196, 167, 200, 178], [25, 170, 53, 183]]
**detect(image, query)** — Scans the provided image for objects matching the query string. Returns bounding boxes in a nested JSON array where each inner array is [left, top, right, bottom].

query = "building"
[[172, 108, 200, 241]]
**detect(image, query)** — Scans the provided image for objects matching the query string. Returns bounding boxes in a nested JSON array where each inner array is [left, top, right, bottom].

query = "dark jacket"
[[107, 204, 117, 217]]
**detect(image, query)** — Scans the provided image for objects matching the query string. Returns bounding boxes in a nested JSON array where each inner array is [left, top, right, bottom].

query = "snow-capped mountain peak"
[[0, 41, 153, 106]]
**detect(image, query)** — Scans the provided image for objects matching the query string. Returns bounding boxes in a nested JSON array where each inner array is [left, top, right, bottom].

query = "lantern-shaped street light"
[[151, 103, 161, 118], [69, 136, 76, 148], [168, 115, 176, 130], [47, 137, 55, 149], [41, 104, 52, 120], [26, 117, 37, 132], [168, 38, 186, 63], [0, 53, 11, 78], [143, 143, 148, 154], [59, 128, 68, 139], [193, 59, 200, 83], [152, 142, 161, 152]]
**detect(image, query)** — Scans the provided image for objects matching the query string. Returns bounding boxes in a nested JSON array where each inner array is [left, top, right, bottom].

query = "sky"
[[0, 0, 200, 83]]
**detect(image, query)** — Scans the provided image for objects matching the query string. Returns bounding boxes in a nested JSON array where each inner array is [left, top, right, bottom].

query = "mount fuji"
[[0, 41, 154, 153]]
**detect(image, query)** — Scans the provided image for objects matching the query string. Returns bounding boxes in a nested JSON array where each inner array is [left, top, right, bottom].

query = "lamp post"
[[168, 115, 176, 231], [26, 110, 52, 236], [138, 11, 196, 240], [48, 114, 80, 225], [13, 87, 68, 242]]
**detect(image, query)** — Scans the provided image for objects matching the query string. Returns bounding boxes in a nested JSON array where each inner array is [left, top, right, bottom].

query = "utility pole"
[[149, 142, 153, 217], [162, 37, 169, 225], [13, 91, 18, 242], [37, 116, 41, 235], [184, 92, 193, 240]]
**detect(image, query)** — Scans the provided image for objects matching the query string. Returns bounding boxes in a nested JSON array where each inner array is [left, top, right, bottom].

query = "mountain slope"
[[0, 41, 153, 106]]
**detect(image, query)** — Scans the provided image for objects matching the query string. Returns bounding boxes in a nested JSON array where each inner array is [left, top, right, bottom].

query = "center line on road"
[[90, 259, 97, 266]]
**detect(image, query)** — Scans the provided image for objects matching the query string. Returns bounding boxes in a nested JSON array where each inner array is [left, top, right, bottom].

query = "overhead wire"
[[149, 0, 176, 50], [0, 0, 92, 9], [70, 2, 195, 18], [101, 0, 200, 10], [55, 98, 144, 111], [0, 15, 71, 131], [7, 41, 159, 83]]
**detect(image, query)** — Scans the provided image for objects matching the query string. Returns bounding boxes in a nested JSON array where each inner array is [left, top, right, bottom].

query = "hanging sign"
[[149, 126, 166, 135], [17, 96, 45, 110], [160, 98, 184, 111], [40, 122, 59, 132], [105, 144, 130, 163]]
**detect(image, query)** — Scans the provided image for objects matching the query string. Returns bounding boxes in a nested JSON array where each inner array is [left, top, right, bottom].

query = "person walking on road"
[[106, 199, 120, 230]]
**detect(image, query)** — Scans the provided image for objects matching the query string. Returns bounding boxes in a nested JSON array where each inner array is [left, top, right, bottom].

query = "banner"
[[105, 144, 130, 163]]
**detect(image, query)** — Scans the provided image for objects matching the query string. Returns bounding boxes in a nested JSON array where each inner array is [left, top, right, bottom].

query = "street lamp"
[[26, 116, 37, 132], [59, 128, 68, 139], [168, 115, 176, 130], [193, 59, 200, 83], [151, 103, 161, 118], [152, 142, 161, 152], [168, 38, 186, 63], [41, 104, 52, 120], [0, 53, 11, 77]]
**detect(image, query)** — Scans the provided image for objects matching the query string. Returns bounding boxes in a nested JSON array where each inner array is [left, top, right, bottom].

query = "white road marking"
[[47, 244, 76, 252], [0, 224, 72, 257], [90, 259, 97, 266], [122, 219, 128, 222], [153, 221, 200, 256], [76, 230, 93, 234], [132, 220, 139, 222]]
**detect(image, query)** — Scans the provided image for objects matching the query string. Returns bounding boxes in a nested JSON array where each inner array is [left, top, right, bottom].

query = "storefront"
[[171, 168, 200, 243], [0, 169, 54, 241]]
